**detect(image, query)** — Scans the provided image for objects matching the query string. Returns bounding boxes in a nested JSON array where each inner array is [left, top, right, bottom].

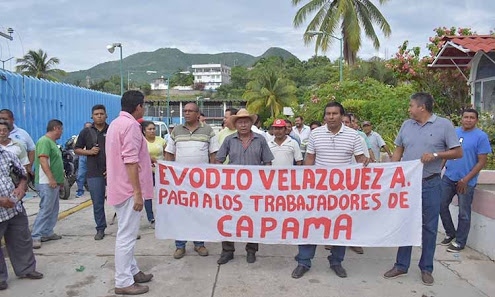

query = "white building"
[[150, 76, 168, 90], [192, 64, 231, 90]]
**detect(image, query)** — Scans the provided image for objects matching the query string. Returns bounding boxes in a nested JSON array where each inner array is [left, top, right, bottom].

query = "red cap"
[[272, 119, 286, 127]]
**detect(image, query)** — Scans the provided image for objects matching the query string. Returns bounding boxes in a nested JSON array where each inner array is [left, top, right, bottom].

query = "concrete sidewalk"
[[2, 191, 494, 297]]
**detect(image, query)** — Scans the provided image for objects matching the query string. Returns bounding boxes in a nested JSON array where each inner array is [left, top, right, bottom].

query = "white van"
[[153, 121, 170, 140]]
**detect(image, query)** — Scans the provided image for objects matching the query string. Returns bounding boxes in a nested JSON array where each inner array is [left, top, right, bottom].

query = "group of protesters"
[[0, 89, 492, 294]]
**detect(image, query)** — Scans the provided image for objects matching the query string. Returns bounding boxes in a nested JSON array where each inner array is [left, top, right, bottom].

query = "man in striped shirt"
[[292, 102, 366, 280]]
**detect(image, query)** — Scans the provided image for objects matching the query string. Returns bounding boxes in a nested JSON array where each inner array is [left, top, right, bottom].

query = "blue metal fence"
[[0, 70, 120, 143]]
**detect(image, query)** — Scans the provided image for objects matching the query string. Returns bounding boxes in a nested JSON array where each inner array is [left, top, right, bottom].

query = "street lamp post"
[[306, 31, 343, 82], [106, 43, 124, 96], [0, 57, 14, 70]]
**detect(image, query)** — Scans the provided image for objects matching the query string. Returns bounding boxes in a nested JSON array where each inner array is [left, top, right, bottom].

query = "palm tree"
[[292, 0, 392, 65], [15, 49, 66, 80], [243, 68, 298, 117]]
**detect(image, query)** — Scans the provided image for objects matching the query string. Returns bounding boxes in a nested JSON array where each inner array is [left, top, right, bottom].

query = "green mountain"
[[64, 47, 299, 85]]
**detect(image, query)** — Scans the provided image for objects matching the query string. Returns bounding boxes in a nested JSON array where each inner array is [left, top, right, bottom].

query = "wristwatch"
[[433, 152, 439, 158]]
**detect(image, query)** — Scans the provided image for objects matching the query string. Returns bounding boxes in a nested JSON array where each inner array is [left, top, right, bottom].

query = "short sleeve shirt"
[[445, 127, 492, 186], [269, 136, 303, 166], [367, 131, 386, 161], [1, 140, 30, 166], [75, 124, 109, 178], [165, 123, 219, 164], [307, 124, 364, 166], [10, 125, 36, 152], [146, 136, 166, 161], [34, 136, 64, 184], [216, 132, 274, 165], [395, 114, 460, 178]]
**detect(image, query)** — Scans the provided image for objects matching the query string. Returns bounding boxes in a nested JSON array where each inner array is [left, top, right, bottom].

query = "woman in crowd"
[[141, 121, 166, 228]]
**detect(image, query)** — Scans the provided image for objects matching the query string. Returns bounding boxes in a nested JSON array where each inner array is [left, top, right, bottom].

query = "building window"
[[476, 53, 495, 80]]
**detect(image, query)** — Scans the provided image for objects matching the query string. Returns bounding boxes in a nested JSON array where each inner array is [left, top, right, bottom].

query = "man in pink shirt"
[[106, 90, 154, 295]]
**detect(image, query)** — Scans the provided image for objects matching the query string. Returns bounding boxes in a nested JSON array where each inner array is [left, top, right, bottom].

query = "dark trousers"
[[87, 177, 107, 231], [0, 210, 37, 282], [221, 241, 258, 255]]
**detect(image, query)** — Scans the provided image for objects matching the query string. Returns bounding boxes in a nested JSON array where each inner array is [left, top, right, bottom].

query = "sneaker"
[[94, 230, 105, 240], [41, 233, 62, 242], [0, 281, 7, 290], [174, 248, 186, 259], [421, 270, 434, 286], [440, 236, 455, 246], [149, 220, 155, 229], [32, 239, 41, 249], [447, 242, 464, 252], [383, 267, 407, 279], [194, 246, 209, 256], [75, 190, 84, 198]]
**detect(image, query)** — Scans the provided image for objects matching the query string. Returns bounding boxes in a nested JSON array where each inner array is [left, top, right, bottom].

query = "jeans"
[[439, 176, 475, 248], [144, 200, 154, 223], [145, 172, 155, 223], [76, 156, 87, 193], [31, 184, 60, 240], [87, 177, 107, 231], [176, 240, 204, 249], [295, 245, 346, 268], [395, 175, 441, 273]]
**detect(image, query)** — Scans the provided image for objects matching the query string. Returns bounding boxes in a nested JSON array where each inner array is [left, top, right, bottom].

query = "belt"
[[423, 173, 440, 181]]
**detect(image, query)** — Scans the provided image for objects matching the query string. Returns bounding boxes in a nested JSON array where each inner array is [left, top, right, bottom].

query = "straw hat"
[[228, 108, 257, 126]]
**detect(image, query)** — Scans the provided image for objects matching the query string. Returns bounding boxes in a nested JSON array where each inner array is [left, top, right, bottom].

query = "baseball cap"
[[271, 119, 286, 127], [362, 121, 371, 126]]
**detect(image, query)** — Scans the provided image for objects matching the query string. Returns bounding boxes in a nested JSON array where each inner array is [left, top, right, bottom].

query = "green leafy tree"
[[15, 49, 66, 80], [388, 27, 474, 114], [292, 0, 392, 65], [140, 83, 152, 95], [243, 67, 298, 117]]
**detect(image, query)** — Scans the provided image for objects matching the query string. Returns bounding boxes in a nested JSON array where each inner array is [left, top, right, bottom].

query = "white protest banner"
[[155, 160, 423, 246]]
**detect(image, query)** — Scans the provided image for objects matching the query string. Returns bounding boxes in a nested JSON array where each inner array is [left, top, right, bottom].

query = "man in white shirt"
[[269, 119, 303, 166], [0, 120, 30, 172], [0, 109, 36, 172], [293, 116, 311, 153]]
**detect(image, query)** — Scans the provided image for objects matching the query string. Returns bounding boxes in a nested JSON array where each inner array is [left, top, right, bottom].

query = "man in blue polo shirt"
[[439, 109, 492, 252]]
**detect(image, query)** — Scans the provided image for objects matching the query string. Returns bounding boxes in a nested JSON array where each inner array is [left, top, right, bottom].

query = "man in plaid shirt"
[[0, 146, 43, 290]]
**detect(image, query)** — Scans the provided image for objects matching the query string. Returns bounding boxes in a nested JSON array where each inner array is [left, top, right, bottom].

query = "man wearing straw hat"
[[215, 108, 274, 265]]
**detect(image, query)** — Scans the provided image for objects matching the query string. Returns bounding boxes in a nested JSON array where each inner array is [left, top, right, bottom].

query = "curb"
[[58, 199, 93, 220]]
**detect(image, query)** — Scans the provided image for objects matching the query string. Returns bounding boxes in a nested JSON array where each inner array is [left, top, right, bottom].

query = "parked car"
[[153, 121, 169, 140]]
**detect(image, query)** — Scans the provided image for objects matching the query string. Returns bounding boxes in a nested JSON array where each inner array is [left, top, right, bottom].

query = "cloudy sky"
[[1, 0, 493, 72]]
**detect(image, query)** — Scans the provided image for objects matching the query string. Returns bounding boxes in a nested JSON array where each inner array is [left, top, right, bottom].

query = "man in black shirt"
[[75, 105, 109, 240]]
